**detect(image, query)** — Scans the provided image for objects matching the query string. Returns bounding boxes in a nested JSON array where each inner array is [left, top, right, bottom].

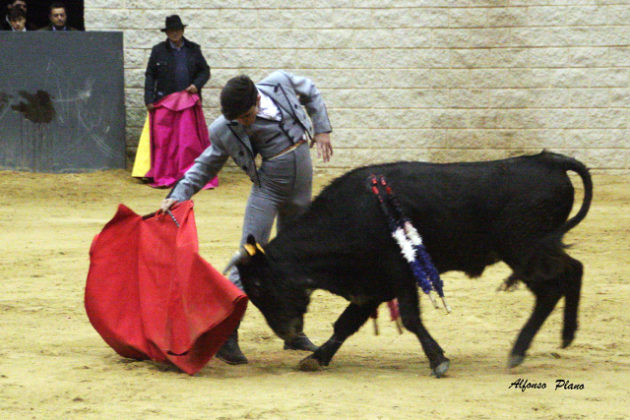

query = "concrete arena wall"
[[85, 0, 630, 171]]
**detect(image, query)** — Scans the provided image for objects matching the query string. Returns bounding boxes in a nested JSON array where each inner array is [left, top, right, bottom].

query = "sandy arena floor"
[[0, 169, 628, 419]]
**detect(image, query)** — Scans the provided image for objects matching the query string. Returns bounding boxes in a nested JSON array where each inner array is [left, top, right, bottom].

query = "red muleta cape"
[[85, 201, 246, 375]]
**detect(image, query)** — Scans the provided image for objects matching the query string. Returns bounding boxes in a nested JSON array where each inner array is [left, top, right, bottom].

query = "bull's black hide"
[[233, 151, 592, 377]]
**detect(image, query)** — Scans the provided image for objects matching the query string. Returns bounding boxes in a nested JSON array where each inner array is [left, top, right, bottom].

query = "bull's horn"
[[244, 242, 265, 255], [222, 248, 247, 275], [244, 243, 257, 256]]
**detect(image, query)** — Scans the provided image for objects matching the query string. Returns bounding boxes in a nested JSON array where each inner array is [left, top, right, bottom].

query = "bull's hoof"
[[508, 354, 525, 368], [431, 360, 450, 378], [299, 356, 322, 372], [284, 333, 318, 352], [561, 337, 574, 349]]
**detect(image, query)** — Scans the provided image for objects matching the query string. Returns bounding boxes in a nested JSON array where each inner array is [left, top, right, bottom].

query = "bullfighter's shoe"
[[216, 329, 248, 365], [283, 332, 318, 352]]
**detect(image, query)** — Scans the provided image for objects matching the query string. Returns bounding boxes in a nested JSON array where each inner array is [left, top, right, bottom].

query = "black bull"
[[227, 151, 592, 377]]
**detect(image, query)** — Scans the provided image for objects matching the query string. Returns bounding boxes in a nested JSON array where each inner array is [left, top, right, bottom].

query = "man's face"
[[10, 17, 26, 31], [166, 28, 184, 45], [49, 7, 66, 28], [235, 96, 260, 127]]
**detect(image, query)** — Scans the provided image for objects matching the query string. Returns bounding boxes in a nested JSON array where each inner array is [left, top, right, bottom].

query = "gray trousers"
[[228, 144, 313, 289]]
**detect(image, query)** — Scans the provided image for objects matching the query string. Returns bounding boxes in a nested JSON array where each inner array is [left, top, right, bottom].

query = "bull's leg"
[[299, 302, 378, 371], [397, 291, 450, 377], [509, 289, 561, 368], [561, 256, 583, 349], [508, 252, 583, 368]]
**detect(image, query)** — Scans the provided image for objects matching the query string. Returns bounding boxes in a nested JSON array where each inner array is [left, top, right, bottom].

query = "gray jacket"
[[168, 70, 332, 201]]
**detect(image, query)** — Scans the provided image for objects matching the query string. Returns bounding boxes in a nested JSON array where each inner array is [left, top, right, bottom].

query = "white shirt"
[[257, 89, 281, 121]]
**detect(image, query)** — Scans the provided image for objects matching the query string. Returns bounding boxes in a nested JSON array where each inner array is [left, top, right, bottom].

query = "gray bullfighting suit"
[[167, 70, 332, 290]]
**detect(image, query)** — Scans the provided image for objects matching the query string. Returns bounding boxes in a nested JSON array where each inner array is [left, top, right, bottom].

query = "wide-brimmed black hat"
[[161, 15, 186, 32]]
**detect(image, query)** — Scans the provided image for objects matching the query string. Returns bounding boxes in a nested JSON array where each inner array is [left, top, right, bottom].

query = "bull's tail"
[[545, 151, 593, 235]]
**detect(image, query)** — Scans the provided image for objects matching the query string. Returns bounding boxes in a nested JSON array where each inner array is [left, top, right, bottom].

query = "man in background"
[[1, 0, 35, 30], [7, 7, 26, 31], [144, 14, 210, 111], [39, 2, 76, 31], [136, 14, 215, 189]]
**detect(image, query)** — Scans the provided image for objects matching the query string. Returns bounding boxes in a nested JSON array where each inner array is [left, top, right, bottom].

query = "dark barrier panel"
[[0, 32, 125, 172]]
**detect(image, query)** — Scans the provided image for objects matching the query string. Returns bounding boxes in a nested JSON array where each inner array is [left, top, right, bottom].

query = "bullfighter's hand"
[[158, 198, 178, 214], [185, 84, 198, 94], [146, 103, 155, 112], [311, 132, 333, 163]]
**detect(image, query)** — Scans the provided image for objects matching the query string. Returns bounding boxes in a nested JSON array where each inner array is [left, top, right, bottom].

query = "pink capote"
[[85, 201, 247, 375], [146, 91, 218, 189]]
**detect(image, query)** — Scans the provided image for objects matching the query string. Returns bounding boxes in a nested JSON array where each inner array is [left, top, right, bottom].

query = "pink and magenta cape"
[[143, 91, 218, 189]]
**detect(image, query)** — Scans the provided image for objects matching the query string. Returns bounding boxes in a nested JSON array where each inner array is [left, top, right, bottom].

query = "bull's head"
[[224, 235, 311, 342]]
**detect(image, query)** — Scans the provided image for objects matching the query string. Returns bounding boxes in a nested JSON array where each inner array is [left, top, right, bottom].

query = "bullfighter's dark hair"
[[49, 2, 66, 13], [220, 75, 258, 120], [8, 6, 25, 21]]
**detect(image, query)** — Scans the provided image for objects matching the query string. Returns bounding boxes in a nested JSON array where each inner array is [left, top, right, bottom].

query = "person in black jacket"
[[39, 2, 77, 31], [1, 0, 35, 31], [6, 7, 27, 31], [144, 15, 210, 111]]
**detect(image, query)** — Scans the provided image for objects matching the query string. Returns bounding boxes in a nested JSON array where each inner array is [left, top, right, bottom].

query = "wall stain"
[[11, 90, 56, 123]]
